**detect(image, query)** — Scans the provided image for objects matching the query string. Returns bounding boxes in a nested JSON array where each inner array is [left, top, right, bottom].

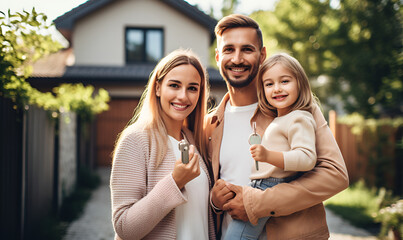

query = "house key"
[[248, 122, 261, 170], [178, 139, 189, 164]]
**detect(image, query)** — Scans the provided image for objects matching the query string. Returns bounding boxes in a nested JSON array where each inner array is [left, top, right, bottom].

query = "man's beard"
[[222, 64, 259, 88]]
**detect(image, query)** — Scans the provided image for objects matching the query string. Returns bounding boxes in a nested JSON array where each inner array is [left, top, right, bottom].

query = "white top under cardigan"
[[169, 135, 209, 240]]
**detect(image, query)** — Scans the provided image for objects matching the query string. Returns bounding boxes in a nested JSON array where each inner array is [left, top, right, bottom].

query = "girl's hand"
[[172, 145, 200, 189], [250, 145, 285, 168], [250, 144, 269, 163]]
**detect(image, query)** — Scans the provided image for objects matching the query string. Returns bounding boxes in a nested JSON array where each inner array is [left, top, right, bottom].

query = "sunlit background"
[[2, 0, 402, 239]]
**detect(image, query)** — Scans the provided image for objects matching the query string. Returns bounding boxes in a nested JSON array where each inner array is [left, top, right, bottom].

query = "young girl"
[[110, 49, 215, 240], [224, 53, 319, 240]]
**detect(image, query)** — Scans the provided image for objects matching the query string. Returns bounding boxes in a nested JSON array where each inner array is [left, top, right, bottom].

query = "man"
[[205, 14, 349, 239]]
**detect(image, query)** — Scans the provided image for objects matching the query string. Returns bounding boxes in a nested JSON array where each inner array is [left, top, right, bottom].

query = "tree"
[[221, 0, 240, 17], [251, 0, 402, 117], [328, 0, 402, 117], [1, 8, 61, 108], [1, 9, 109, 119]]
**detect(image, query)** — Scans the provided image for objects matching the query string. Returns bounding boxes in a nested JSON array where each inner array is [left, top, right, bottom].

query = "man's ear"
[[215, 48, 220, 67], [260, 46, 267, 64], [156, 82, 161, 97]]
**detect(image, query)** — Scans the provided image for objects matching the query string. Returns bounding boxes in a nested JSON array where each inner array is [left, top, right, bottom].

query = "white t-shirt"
[[169, 135, 209, 240], [219, 101, 266, 240]]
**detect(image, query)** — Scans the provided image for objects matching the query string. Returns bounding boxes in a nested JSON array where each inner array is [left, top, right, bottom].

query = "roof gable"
[[54, 0, 217, 43]]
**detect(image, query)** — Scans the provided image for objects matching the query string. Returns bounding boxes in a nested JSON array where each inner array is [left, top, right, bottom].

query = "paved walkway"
[[63, 167, 115, 240], [63, 167, 378, 240], [326, 208, 377, 240]]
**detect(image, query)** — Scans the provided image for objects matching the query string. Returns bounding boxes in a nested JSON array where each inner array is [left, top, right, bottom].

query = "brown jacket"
[[205, 94, 349, 240]]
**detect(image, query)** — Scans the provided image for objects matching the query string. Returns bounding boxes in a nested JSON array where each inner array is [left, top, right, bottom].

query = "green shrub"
[[325, 180, 381, 233], [374, 199, 403, 239], [325, 179, 403, 237]]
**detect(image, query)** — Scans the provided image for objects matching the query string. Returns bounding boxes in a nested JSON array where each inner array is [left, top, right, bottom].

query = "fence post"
[[329, 110, 337, 139], [0, 97, 24, 240]]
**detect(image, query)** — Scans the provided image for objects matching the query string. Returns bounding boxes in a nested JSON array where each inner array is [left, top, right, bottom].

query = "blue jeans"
[[224, 175, 299, 240]]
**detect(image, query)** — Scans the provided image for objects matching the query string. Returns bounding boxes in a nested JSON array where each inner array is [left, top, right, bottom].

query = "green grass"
[[325, 180, 381, 234]]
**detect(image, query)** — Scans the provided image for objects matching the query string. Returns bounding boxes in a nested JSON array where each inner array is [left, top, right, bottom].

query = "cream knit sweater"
[[110, 125, 215, 240], [250, 110, 317, 180]]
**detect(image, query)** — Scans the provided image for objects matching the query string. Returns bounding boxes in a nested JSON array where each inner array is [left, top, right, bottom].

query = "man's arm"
[[230, 106, 349, 224]]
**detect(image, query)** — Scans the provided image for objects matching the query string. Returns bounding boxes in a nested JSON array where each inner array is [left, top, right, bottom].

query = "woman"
[[110, 49, 215, 239]]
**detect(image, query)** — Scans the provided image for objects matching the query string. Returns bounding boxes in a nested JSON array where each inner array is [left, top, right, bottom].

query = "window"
[[125, 27, 164, 63]]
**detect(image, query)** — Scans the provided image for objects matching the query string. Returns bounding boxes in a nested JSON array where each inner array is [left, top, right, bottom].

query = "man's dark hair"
[[215, 14, 263, 49]]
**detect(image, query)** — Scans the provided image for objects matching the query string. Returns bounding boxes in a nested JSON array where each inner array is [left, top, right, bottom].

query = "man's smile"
[[226, 65, 250, 73]]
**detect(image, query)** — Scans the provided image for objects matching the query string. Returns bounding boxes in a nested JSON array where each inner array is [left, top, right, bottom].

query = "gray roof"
[[64, 64, 155, 80], [61, 65, 224, 83], [29, 49, 224, 84], [54, 0, 217, 43]]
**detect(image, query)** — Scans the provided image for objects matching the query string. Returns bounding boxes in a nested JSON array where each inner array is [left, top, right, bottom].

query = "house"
[[28, 0, 227, 167]]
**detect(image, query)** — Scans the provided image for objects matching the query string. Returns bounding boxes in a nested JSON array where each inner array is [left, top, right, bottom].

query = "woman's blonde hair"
[[257, 53, 318, 117], [113, 49, 209, 166]]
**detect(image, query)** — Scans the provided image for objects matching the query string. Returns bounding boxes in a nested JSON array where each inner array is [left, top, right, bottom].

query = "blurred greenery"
[[374, 199, 403, 239], [0, 8, 61, 108], [325, 180, 381, 233], [250, 0, 402, 117], [54, 84, 110, 122], [0, 9, 110, 121], [221, 0, 240, 17], [325, 180, 402, 237]]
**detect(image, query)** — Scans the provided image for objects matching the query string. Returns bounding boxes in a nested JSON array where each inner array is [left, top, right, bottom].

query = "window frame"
[[125, 27, 164, 64]]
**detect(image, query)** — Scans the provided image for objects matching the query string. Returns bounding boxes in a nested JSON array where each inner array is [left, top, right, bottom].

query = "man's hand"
[[222, 183, 249, 221], [211, 179, 235, 210]]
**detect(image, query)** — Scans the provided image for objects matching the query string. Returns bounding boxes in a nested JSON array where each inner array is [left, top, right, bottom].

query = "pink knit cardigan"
[[110, 126, 216, 240]]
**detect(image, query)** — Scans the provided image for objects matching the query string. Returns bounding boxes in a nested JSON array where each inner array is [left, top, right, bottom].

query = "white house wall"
[[73, 0, 211, 67]]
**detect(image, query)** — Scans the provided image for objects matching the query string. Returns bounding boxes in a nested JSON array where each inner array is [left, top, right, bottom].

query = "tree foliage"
[[221, 0, 240, 17], [251, 0, 402, 117], [0, 8, 61, 108], [54, 84, 110, 122], [0, 9, 109, 121]]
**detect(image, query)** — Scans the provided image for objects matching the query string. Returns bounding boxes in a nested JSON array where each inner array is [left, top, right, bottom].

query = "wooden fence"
[[0, 96, 96, 239], [329, 110, 403, 194], [329, 110, 364, 183], [24, 105, 56, 238]]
